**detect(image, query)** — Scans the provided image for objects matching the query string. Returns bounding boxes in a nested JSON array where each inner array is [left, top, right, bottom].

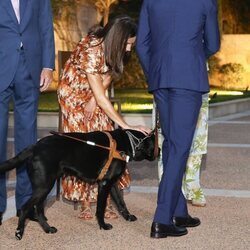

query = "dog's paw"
[[15, 229, 23, 240], [126, 214, 137, 222], [100, 223, 113, 230], [48, 226, 58, 234]]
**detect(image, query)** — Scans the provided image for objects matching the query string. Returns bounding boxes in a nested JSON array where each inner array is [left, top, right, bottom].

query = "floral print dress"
[[182, 94, 208, 204], [57, 35, 130, 203]]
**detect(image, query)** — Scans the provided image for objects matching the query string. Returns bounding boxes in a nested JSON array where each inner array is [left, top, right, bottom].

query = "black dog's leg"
[[36, 197, 57, 234], [110, 184, 137, 222], [15, 196, 40, 240], [96, 181, 113, 230], [36, 202, 47, 221], [15, 209, 29, 240], [15, 188, 56, 240]]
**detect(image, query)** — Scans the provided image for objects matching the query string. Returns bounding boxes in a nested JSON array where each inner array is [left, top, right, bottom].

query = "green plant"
[[219, 63, 245, 89], [111, 0, 143, 20], [208, 55, 221, 76]]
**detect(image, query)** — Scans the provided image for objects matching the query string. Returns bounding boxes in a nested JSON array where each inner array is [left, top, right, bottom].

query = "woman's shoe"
[[78, 206, 93, 220], [105, 197, 118, 219], [104, 204, 118, 219], [187, 188, 206, 207], [191, 199, 206, 207]]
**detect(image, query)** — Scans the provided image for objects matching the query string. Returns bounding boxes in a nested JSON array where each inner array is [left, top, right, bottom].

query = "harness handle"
[[50, 131, 111, 151]]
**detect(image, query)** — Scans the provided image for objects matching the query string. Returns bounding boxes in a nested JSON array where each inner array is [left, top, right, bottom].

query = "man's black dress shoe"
[[174, 215, 201, 227], [150, 222, 188, 238], [0, 212, 3, 225]]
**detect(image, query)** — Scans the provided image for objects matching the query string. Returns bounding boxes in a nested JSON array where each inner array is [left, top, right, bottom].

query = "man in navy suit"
[[0, 0, 55, 225], [136, 0, 220, 238]]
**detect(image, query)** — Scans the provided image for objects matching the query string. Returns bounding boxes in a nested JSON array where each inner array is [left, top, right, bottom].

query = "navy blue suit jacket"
[[136, 0, 220, 93], [0, 0, 55, 92]]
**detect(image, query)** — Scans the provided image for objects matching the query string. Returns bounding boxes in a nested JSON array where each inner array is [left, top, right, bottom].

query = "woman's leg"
[[183, 154, 206, 206]]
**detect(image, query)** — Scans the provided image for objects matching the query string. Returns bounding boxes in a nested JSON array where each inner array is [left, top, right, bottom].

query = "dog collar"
[[125, 131, 149, 158]]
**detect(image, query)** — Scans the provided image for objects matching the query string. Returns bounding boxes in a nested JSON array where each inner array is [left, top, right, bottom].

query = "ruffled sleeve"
[[79, 37, 103, 74]]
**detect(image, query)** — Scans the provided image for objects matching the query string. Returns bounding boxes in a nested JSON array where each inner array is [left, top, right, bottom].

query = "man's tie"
[[11, 0, 20, 23]]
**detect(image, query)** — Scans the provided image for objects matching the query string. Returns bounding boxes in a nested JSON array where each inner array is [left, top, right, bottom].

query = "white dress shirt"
[[11, 0, 20, 23]]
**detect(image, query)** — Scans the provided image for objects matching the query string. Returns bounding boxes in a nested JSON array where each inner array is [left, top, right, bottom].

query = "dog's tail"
[[0, 145, 34, 174]]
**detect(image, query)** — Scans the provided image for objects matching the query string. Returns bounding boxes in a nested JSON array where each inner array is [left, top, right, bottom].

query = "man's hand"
[[40, 68, 53, 92]]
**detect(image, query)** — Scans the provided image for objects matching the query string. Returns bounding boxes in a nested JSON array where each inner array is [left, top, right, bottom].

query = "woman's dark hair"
[[88, 15, 137, 77]]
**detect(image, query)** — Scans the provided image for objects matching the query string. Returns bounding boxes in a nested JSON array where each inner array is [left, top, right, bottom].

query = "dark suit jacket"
[[0, 0, 55, 92], [136, 0, 220, 93]]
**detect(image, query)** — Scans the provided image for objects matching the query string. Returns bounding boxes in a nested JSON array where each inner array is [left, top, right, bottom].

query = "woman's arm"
[[102, 73, 112, 90], [87, 73, 151, 134], [83, 73, 111, 121]]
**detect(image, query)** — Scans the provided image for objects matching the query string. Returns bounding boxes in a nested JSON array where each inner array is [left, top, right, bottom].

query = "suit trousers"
[[0, 50, 39, 212], [153, 88, 202, 224]]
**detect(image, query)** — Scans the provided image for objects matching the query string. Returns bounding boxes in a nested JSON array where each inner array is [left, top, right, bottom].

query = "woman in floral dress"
[[58, 16, 151, 220]]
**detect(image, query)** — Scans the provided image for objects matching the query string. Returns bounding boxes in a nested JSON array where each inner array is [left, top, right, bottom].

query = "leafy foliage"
[[208, 56, 221, 76], [219, 63, 245, 89], [222, 0, 250, 33], [111, 0, 143, 20], [114, 51, 147, 89]]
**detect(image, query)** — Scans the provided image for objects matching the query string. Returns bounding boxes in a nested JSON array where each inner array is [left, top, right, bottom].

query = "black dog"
[[0, 129, 156, 240]]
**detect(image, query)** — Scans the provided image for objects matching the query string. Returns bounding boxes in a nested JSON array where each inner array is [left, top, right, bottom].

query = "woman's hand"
[[87, 73, 150, 131], [84, 97, 97, 121], [125, 125, 152, 135]]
